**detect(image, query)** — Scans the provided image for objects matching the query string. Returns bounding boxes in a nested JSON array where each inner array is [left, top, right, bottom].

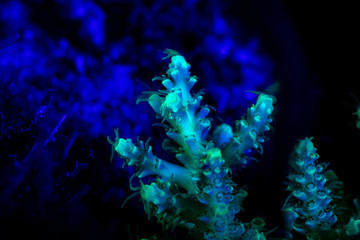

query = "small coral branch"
[[219, 93, 275, 167], [282, 138, 338, 239], [143, 51, 211, 170], [108, 131, 199, 194]]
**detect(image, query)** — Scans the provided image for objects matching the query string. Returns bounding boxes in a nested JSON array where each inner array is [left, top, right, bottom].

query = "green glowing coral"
[[109, 50, 276, 239]]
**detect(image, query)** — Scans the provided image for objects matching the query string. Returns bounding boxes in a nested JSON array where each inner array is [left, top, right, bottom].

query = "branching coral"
[[108, 49, 275, 239], [282, 138, 338, 239], [108, 49, 360, 240], [283, 138, 360, 239]]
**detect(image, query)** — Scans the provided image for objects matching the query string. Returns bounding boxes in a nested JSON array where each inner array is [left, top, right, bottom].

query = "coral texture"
[[283, 138, 360, 239], [109, 50, 275, 239], [282, 138, 337, 239]]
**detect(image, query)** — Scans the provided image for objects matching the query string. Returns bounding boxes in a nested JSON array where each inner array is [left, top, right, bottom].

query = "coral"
[[282, 138, 338, 239], [109, 50, 360, 240], [2, 1, 358, 239], [344, 217, 360, 237], [109, 50, 275, 239], [283, 138, 360, 239]]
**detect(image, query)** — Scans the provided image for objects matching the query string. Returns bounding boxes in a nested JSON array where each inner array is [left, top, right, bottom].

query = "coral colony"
[[109, 50, 360, 240], [1, 1, 358, 239]]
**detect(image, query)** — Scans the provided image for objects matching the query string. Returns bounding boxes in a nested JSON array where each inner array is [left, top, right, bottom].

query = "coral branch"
[[109, 135, 199, 194], [110, 50, 276, 239], [221, 93, 275, 167], [282, 138, 338, 239]]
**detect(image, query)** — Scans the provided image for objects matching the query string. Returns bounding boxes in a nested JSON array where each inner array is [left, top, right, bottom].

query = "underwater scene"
[[0, 0, 357, 239]]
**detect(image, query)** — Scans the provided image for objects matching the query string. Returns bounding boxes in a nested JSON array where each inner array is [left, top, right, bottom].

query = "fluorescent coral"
[[283, 138, 360, 240], [1, 1, 358, 239], [282, 138, 337, 239], [109, 50, 275, 239]]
